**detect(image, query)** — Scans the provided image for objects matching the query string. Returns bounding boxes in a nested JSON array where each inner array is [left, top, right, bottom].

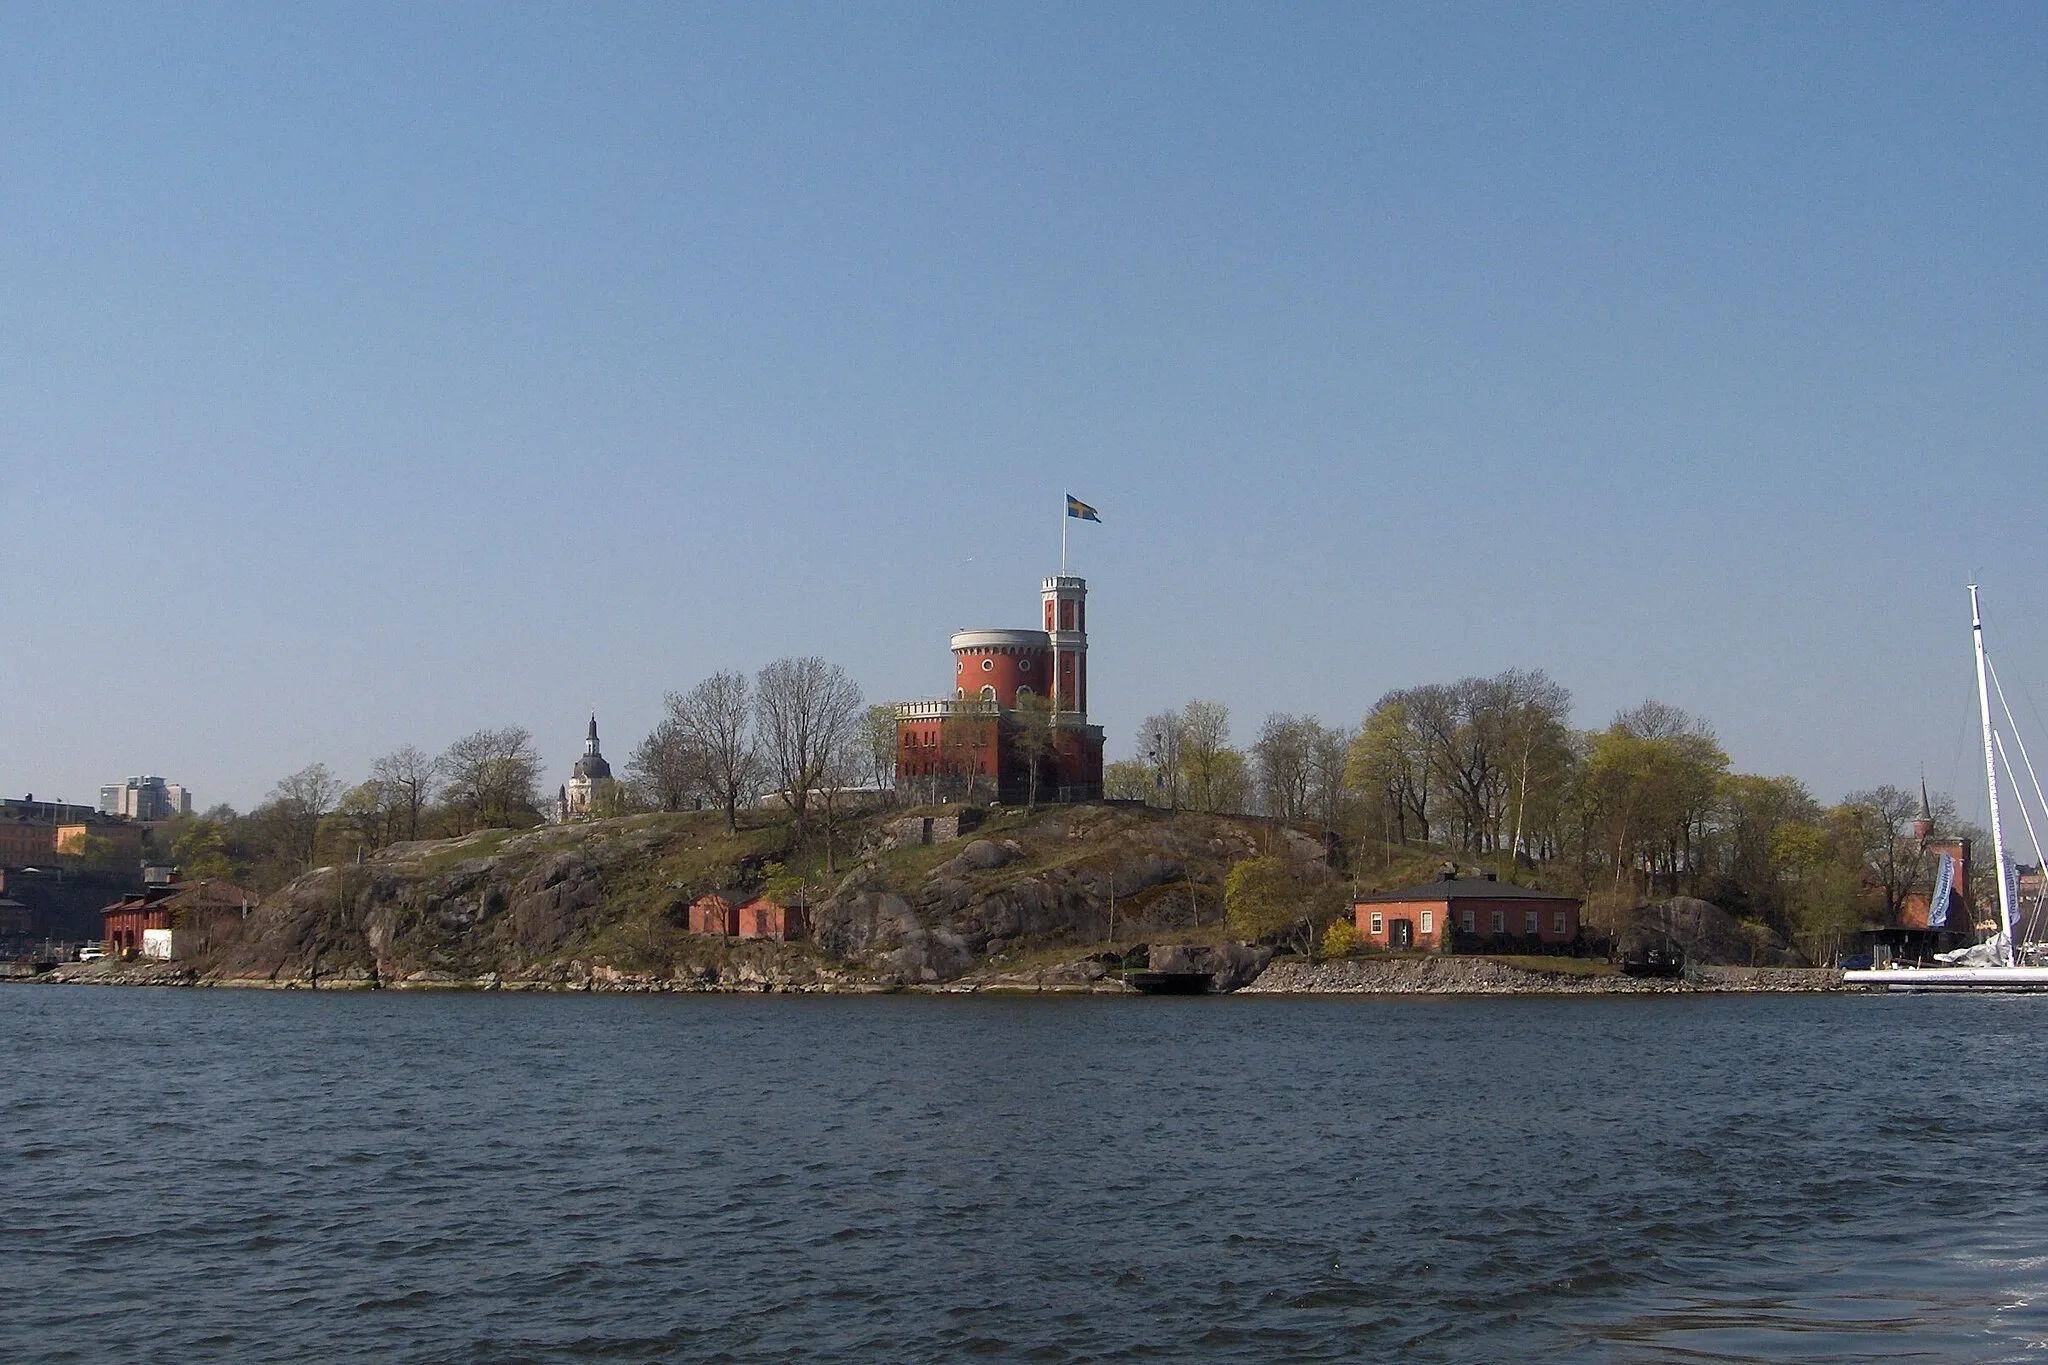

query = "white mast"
[[1972, 584, 2018, 964]]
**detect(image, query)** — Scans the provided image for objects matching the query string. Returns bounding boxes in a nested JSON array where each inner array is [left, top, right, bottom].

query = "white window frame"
[[1420, 910, 1433, 935], [1490, 909, 1505, 934], [1525, 911, 1539, 935], [1554, 911, 1567, 935], [1370, 912, 1383, 935]]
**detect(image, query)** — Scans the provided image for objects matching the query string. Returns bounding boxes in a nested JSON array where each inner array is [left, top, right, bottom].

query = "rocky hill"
[[162, 803, 1305, 990]]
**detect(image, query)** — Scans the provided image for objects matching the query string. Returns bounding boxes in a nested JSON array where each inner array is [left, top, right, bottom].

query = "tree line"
[[1110, 671, 1972, 964], [158, 656, 879, 892]]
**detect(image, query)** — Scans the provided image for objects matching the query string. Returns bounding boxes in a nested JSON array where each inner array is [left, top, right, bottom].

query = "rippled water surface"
[[7, 988, 2048, 1361]]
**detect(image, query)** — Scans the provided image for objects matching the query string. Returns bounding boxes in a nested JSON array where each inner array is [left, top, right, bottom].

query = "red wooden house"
[[736, 897, 808, 941], [686, 892, 738, 936]]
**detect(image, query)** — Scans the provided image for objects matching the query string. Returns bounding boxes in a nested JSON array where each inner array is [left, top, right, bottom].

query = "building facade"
[[102, 880, 258, 958], [98, 776, 192, 821], [894, 575, 1105, 804], [1355, 874, 1583, 952]]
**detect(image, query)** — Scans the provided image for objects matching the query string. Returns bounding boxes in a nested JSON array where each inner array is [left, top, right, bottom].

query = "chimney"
[[1485, 872, 1497, 882]]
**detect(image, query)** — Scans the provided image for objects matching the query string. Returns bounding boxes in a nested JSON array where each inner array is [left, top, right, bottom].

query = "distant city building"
[[0, 819, 55, 868], [0, 797, 137, 869], [556, 715, 613, 822], [893, 574, 1105, 804], [0, 796, 102, 824], [98, 776, 193, 821]]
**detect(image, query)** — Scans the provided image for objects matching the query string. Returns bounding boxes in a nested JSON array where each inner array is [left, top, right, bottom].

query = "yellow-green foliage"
[[1225, 856, 1299, 941], [1322, 917, 1358, 957]]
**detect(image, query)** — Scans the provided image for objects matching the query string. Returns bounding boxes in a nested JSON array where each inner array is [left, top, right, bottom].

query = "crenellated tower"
[[1042, 575, 1088, 719]]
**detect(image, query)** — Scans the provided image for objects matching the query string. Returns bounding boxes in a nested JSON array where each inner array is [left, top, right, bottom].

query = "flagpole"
[[1061, 495, 1068, 576]]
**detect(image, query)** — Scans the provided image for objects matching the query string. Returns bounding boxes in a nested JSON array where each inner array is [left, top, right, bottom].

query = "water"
[[6, 988, 2048, 1362]]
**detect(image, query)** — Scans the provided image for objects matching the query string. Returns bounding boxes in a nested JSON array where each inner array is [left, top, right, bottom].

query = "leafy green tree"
[[1348, 698, 1430, 844], [1104, 758, 1152, 802], [1225, 856, 1300, 942], [860, 703, 900, 794], [169, 817, 237, 882], [1225, 855, 1344, 954]]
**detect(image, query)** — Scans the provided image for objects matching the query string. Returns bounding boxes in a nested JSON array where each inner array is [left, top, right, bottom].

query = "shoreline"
[[10, 956, 1852, 995]]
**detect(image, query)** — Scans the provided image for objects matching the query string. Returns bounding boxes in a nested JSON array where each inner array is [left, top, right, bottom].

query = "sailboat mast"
[[1971, 583, 2018, 964]]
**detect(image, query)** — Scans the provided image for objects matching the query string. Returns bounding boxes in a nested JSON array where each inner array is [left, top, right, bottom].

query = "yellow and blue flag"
[[1066, 494, 1101, 522]]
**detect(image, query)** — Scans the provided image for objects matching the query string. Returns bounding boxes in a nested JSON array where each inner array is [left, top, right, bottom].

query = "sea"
[[5, 986, 2048, 1363]]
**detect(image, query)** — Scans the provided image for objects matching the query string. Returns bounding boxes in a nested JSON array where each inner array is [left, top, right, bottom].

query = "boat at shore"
[[1847, 586, 2048, 991]]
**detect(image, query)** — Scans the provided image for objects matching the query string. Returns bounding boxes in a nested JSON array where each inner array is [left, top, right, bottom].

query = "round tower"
[[949, 629, 1051, 706], [1042, 575, 1087, 717]]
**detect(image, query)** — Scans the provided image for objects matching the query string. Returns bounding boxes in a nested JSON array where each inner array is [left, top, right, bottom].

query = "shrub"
[[1322, 918, 1358, 958]]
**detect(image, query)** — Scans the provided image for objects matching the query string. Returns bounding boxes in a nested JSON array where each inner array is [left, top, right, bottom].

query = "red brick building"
[[737, 897, 807, 941], [1356, 873, 1582, 952], [102, 880, 259, 958], [895, 575, 1105, 804]]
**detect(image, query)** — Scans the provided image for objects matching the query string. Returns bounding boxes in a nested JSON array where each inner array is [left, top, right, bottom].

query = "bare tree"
[[756, 657, 863, 844], [268, 763, 341, 868], [671, 671, 761, 833], [815, 716, 868, 876], [1308, 721, 1354, 830], [630, 716, 702, 812], [1011, 694, 1055, 811], [1252, 713, 1316, 822], [439, 727, 543, 830], [1138, 711, 1186, 809], [370, 745, 440, 842]]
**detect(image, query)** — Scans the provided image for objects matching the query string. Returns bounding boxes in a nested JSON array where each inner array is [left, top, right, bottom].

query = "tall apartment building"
[[98, 776, 193, 821]]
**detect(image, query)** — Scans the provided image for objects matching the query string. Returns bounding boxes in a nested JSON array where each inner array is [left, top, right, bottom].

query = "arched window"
[[980, 685, 996, 701], [1015, 685, 1033, 701]]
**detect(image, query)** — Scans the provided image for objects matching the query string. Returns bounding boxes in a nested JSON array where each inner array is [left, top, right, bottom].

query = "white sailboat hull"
[[1844, 966, 2048, 991]]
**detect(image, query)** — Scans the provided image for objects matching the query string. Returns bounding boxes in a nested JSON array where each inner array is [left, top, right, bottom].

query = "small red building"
[[686, 893, 738, 936], [102, 880, 259, 958], [1356, 873, 1581, 952], [737, 897, 808, 941]]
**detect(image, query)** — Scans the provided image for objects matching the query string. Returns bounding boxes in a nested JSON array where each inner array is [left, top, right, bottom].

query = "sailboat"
[[1846, 586, 2048, 990]]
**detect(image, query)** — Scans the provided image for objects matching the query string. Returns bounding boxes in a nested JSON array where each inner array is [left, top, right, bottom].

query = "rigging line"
[[1985, 612, 2048, 741], [1987, 660, 2048, 947], [1987, 657, 2048, 865], [1990, 730, 2047, 917]]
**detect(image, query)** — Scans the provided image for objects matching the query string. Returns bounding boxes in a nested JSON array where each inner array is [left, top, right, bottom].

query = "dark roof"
[[572, 755, 613, 781], [1356, 875, 1580, 905]]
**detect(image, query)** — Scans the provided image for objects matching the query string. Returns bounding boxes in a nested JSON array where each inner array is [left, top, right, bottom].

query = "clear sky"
[[4, 3, 2046, 820]]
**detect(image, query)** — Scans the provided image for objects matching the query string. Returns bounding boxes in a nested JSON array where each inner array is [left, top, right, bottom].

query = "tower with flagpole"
[[888, 494, 1106, 804]]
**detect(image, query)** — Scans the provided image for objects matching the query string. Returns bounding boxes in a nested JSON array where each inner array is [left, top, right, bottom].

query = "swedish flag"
[[1066, 494, 1101, 522]]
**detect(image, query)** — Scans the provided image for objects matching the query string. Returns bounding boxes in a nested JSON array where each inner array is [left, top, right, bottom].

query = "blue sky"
[[4, 4, 2046, 818]]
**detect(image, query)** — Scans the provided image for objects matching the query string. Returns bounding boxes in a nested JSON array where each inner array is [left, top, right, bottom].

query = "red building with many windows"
[[895, 575, 1105, 804], [1355, 873, 1581, 952]]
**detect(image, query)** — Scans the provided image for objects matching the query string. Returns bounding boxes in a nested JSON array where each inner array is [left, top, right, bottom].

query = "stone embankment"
[[1242, 958, 1848, 994]]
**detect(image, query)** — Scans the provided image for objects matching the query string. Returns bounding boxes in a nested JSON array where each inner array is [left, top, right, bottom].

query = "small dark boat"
[[1619, 946, 1684, 979], [1126, 970, 1214, 995]]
